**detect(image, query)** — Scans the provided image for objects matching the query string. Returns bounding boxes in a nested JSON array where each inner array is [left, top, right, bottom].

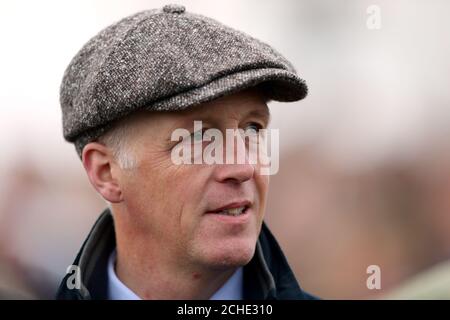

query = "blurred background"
[[1, 0, 450, 299]]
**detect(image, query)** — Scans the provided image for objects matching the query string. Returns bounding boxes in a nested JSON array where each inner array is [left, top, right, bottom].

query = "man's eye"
[[191, 129, 205, 141], [244, 122, 263, 134]]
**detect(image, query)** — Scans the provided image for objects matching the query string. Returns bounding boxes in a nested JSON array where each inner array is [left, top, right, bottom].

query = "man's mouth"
[[206, 201, 251, 217], [214, 206, 248, 216]]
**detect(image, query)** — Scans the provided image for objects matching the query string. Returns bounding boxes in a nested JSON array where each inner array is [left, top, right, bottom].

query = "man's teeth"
[[218, 206, 246, 216]]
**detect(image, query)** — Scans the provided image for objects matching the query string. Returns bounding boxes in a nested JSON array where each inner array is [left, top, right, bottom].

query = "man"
[[56, 4, 314, 300]]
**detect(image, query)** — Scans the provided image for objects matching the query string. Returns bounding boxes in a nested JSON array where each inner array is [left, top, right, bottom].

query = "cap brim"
[[147, 67, 308, 112]]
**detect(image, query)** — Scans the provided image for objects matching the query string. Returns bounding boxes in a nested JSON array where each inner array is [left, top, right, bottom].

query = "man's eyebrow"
[[245, 108, 271, 123]]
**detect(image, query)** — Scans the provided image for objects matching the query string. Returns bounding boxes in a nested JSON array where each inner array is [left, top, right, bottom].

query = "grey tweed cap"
[[60, 4, 308, 157]]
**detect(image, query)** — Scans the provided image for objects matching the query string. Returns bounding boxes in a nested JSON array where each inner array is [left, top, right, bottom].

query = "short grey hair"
[[96, 116, 138, 170]]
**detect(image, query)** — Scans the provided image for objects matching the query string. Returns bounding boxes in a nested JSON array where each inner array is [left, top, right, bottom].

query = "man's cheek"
[[255, 176, 269, 200]]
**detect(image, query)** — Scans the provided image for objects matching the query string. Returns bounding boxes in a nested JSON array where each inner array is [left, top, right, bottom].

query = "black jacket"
[[56, 208, 316, 300]]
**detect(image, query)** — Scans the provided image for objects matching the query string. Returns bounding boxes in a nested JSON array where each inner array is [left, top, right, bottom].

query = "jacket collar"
[[56, 208, 313, 300]]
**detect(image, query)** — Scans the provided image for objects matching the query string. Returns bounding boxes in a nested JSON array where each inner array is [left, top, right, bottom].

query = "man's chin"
[[195, 240, 257, 269]]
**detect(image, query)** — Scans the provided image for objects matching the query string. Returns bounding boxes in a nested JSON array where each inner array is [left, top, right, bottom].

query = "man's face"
[[116, 89, 270, 270]]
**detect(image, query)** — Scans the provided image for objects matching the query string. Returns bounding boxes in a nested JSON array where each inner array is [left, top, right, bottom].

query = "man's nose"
[[213, 134, 255, 184], [213, 162, 255, 184]]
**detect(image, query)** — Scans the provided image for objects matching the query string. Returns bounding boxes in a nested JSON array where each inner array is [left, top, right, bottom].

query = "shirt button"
[[163, 4, 186, 14]]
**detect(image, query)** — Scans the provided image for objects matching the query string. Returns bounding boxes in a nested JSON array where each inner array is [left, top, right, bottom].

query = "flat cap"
[[60, 4, 308, 157]]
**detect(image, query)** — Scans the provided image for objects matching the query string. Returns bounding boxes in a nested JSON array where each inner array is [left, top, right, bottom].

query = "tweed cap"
[[60, 4, 308, 157]]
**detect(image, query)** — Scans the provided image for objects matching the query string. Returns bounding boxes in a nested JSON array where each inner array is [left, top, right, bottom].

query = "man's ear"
[[82, 142, 123, 203]]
